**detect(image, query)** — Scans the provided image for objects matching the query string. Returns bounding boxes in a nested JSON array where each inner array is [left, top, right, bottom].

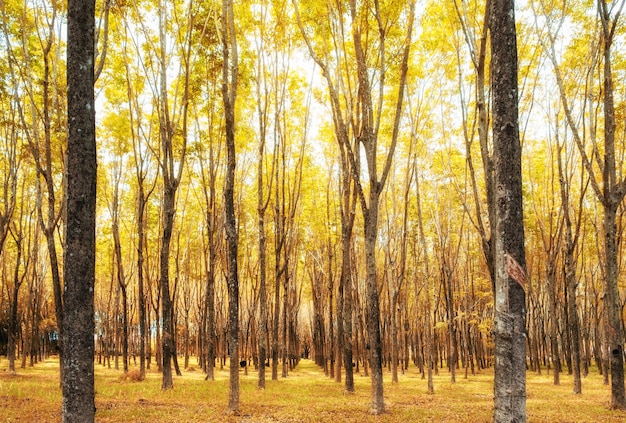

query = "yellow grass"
[[1, 356, 625, 422]]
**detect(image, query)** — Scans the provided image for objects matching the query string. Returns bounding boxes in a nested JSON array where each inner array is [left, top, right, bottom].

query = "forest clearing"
[[1, 356, 625, 422]]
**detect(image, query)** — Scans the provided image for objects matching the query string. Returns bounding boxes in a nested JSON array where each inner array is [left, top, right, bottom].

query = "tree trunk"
[[604, 205, 625, 407], [341, 182, 356, 392], [599, 0, 626, 408], [198, 135, 218, 381], [8, 239, 23, 374], [222, 0, 239, 413], [160, 189, 176, 390], [62, 0, 96, 419], [364, 203, 385, 414], [272, 155, 283, 381], [156, 0, 191, 389], [282, 263, 290, 378], [490, 1, 527, 421], [204, 254, 216, 380], [547, 263, 560, 385], [257, 186, 268, 389], [336, 264, 344, 383], [556, 136, 583, 393], [328, 262, 335, 379], [137, 187, 147, 379], [111, 172, 128, 374]]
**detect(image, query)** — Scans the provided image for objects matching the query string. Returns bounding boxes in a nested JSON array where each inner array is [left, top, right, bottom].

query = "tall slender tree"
[[556, 130, 587, 394], [156, 0, 193, 389], [490, 0, 527, 421], [251, 4, 276, 387], [596, 0, 626, 408], [62, 0, 96, 420], [221, 0, 240, 413]]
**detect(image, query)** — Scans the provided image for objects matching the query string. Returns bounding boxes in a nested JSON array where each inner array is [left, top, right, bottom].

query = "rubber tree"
[[490, 1, 527, 421], [62, 0, 97, 419]]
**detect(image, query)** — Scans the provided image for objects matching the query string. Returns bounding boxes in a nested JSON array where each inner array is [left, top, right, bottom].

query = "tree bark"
[[340, 149, 357, 392], [598, 0, 626, 408], [490, 1, 527, 421], [222, 0, 240, 413], [363, 203, 385, 414], [62, 0, 96, 419]]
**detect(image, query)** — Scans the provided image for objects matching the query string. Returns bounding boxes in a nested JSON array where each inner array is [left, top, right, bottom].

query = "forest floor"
[[1, 356, 625, 422]]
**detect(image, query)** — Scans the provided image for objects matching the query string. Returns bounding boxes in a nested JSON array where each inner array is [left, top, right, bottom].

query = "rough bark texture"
[[222, 0, 240, 413], [598, 0, 626, 408], [364, 205, 385, 414], [490, 1, 527, 422], [62, 0, 96, 420]]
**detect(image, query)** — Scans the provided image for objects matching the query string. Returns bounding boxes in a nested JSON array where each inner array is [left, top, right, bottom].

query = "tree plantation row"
[[0, 0, 625, 421]]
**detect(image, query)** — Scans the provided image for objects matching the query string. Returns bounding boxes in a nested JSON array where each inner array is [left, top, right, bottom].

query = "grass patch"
[[1, 356, 625, 422]]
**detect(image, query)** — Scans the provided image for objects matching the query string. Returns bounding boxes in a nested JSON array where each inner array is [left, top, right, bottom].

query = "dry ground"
[[1, 356, 625, 422]]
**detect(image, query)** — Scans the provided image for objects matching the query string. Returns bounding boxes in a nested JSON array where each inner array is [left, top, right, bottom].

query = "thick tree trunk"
[[490, 1, 527, 422], [364, 204, 385, 414], [62, 0, 96, 419]]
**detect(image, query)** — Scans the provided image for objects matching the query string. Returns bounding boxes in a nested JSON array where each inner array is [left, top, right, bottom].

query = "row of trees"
[[0, 0, 625, 420]]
